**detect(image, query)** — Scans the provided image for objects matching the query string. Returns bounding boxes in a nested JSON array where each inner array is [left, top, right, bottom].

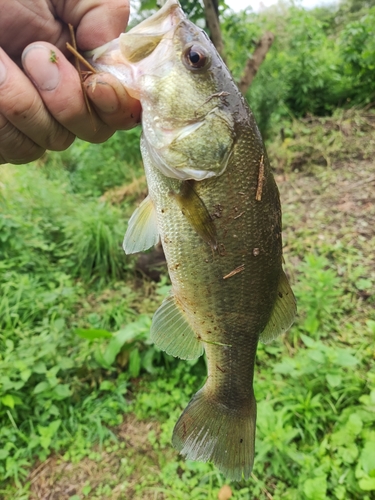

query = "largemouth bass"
[[87, 0, 296, 480]]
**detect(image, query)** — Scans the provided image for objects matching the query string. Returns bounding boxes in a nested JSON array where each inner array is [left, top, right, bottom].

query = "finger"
[[0, 0, 70, 63], [0, 48, 74, 153], [55, 0, 130, 50], [0, 113, 45, 164], [84, 72, 141, 130], [23, 42, 141, 141], [22, 42, 116, 143]]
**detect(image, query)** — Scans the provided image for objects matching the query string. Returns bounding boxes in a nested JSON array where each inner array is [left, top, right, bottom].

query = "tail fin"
[[172, 388, 256, 481]]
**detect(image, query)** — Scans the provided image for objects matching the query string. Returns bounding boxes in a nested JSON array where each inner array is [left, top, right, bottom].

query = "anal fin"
[[151, 294, 204, 359], [123, 195, 160, 254], [259, 270, 296, 343]]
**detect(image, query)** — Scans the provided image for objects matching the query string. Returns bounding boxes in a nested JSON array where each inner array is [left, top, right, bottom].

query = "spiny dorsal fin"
[[151, 294, 204, 359], [171, 180, 217, 249], [123, 195, 160, 254], [259, 270, 296, 343]]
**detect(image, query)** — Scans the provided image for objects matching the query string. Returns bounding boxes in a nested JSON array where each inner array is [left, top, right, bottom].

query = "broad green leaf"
[[303, 475, 327, 500], [337, 443, 358, 464], [52, 384, 72, 400], [99, 381, 115, 391], [102, 320, 149, 366], [33, 381, 50, 394], [307, 349, 325, 363], [129, 349, 141, 378], [0, 449, 9, 460], [346, 414, 363, 436], [75, 328, 113, 340], [359, 476, 375, 491], [326, 373, 342, 387], [334, 350, 358, 367], [94, 349, 112, 369], [300, 334, 315, 347], [33, 361, 47, 374], [1, 394, 15, 409], [20, 369, 32, 382], [360, 440, 375, 475]]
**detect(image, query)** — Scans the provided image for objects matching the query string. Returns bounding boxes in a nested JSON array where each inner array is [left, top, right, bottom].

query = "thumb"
[[84, 72, 141, 130]]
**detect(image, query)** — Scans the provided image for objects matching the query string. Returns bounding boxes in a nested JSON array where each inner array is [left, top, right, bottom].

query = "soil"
[[28, 416, 163, 500]]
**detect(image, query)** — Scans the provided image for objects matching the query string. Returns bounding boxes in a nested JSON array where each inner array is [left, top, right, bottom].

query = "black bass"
[[87, 0, 296, 480]]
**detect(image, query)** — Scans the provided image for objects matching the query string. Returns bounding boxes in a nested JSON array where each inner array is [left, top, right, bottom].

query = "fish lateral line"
[[255, 155, 265, 201], [202, 339, 232, 347]]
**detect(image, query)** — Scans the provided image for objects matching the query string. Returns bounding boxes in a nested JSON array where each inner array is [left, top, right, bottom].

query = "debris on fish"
[[86, 0, 296, 481]]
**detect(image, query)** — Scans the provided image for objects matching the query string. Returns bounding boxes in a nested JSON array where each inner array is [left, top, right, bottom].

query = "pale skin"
[[0, 0, 142, 165]]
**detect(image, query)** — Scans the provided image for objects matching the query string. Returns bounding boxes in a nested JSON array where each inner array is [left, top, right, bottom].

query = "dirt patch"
[[28, 416, 164, 500], [278, 159, 375, 272]]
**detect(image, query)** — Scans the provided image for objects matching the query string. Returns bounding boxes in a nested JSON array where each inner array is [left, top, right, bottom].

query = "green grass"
[[0, 113, 374, 499]]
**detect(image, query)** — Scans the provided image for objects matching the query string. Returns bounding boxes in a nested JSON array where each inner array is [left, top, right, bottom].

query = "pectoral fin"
[[171, 181, 217, 249], [123, 195, 160, 254], [151, 294, 204, 359], [259, 270, 296, 343]]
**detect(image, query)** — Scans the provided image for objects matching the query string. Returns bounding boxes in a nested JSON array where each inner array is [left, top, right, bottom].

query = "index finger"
[[54, 0, 131, 50]]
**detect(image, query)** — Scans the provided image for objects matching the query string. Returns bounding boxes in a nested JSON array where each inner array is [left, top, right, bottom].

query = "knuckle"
[[0, 115, 44, 164], [44, 126, 75, 151], [3, 88, 40, 121]]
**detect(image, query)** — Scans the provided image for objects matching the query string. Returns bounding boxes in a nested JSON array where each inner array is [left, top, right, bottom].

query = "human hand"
[[0, 0, 141, 164]]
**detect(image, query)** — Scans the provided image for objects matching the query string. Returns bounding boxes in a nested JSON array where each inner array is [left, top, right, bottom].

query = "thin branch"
[[202, 0, 225, 60], [238, 31, 275, 95]]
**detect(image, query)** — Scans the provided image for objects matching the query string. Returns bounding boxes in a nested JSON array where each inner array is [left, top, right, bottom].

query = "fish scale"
[[87, 0, 296, 480]]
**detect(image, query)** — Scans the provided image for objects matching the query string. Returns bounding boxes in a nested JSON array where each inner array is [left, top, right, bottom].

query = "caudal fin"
[[172, 388, 256, 481]]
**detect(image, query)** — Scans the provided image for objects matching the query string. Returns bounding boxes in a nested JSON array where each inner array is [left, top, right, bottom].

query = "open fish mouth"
[[85, 0, 187, 99]]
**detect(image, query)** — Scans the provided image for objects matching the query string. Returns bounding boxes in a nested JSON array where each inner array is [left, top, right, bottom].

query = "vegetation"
[[1, 1, 374, 499]]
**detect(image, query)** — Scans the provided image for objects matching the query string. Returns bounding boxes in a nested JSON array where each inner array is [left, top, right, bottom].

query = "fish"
[[86, 0, 296, 481]]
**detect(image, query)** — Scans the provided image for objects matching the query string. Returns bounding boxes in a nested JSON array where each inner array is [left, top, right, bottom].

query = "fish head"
[[87, 0, 242, 181]]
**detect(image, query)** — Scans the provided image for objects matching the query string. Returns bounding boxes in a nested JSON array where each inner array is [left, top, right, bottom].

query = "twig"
[[67, 24, 96, 130], [255, 155, 265, 201], [238, 32, 274, 95], [223, 264, 245, 279], [251, 472, 274, 500], [66, 43, 97, 73], [202, 0, 225, 60]]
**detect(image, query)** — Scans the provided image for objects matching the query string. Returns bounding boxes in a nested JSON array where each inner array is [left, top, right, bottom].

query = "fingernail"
[[22, 45, 60, 91], [0, 59, 7, 86], [86, 80, 120, 114]]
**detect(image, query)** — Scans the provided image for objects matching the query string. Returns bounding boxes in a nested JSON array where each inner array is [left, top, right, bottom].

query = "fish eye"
[[183, 45, 210, 70]]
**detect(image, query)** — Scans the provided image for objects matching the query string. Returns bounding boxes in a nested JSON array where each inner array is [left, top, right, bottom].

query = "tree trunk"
[[238, 32, 275, 95], [202, 0, 225, 60]]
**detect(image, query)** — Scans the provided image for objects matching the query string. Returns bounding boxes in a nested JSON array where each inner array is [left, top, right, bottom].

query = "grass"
[[0, 110, 374, 499]]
